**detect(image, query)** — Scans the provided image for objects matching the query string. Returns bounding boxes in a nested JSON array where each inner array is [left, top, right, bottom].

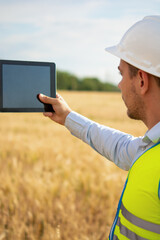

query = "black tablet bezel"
[[0, 60, 56, 112]]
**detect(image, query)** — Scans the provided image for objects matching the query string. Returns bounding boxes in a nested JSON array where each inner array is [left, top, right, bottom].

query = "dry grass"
[[0, 91, 147, 240]]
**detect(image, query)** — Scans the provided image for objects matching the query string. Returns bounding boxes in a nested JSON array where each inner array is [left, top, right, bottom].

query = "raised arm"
[[39, 93, 141, 171]]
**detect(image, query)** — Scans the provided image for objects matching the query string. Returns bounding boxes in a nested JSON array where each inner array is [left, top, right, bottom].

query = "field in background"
[[0, 91, 147, 240]]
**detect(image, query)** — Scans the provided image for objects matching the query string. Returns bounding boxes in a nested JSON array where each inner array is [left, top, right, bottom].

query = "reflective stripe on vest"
[[120, 203, 160, 234], [116, 217, 146, 240], [109, 142, 160, 240]]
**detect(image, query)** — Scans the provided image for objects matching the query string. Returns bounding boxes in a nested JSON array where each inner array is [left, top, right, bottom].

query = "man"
[[39, 16, 160, 239]]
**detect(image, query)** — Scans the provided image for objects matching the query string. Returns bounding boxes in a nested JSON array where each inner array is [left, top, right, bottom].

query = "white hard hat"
[[105, 16, 160, 78]]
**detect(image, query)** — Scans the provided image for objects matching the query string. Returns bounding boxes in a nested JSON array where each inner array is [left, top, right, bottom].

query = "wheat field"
[[0, 91, 147, 240]]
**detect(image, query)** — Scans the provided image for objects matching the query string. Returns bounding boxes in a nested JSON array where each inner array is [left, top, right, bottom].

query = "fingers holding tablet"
[[37, 94, 54, 112], [38, 93, 72, 125]]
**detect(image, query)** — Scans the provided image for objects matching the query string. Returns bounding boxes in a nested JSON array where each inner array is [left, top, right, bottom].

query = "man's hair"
[[127, 63, 139, 78], [154, 76, 160, 87], [127, 63, 160, 87]]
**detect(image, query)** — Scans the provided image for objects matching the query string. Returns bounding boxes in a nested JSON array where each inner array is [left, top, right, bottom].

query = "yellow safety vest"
[[109, 143, 160, 240]]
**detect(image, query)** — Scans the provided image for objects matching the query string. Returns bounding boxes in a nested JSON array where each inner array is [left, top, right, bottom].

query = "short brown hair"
[[127, 63, 160, 87], [127, 63, 139, 78], [154, 76, 160, 87]]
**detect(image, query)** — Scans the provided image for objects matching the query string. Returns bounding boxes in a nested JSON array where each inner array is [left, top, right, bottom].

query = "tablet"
[[0, 60, 56, 112]]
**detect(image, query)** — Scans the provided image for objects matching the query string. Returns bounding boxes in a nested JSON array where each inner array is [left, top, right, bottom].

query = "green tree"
[[57, 70, 119, 92], [57, 71, 79, 90], [79, 78, 102, 91]]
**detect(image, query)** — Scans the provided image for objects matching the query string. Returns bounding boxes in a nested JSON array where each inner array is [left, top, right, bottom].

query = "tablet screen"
[[0, 60, 56, 112]]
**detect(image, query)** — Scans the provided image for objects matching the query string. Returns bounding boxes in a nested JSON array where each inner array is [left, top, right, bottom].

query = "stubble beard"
[[124, 87, 145, 122]]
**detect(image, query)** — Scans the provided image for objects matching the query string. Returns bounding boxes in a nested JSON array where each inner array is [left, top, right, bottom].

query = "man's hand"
[[39, 93, 72, 125]]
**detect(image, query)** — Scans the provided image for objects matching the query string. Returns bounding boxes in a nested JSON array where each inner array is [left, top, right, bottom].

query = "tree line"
[[57, 70, 119, 92]]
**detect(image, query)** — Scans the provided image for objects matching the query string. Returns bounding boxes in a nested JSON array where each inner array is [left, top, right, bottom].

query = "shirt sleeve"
[[65, 111, 142, 171]]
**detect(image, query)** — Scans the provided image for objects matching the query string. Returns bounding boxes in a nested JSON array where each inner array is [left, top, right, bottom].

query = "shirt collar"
[[142, 122, 160, 144]]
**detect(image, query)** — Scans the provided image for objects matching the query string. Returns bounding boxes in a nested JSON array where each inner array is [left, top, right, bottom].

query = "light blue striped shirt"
[[65, 111, 160, 171]]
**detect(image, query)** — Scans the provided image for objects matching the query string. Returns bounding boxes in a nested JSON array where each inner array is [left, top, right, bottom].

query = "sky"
[[0, 0, 160, 85]]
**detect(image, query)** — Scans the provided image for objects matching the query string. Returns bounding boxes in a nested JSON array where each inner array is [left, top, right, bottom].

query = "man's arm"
[[39, 93, 141, 170], [65, 111, 141, 170]]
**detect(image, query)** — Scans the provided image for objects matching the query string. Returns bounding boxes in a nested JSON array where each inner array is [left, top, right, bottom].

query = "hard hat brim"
[[105, 45, 132, 64], [105, 46, 119, 57], [105, 45, 160, 78]]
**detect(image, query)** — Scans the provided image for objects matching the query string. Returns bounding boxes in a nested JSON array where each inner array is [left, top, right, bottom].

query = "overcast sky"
[[0, 0, 159, 84]]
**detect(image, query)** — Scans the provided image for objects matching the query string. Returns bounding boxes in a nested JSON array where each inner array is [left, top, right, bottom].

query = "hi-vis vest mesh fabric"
[[109, 143, 160, 240]]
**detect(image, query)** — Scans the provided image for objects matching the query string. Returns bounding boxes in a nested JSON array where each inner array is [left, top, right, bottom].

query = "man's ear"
[[137, 70, 149, 95]]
